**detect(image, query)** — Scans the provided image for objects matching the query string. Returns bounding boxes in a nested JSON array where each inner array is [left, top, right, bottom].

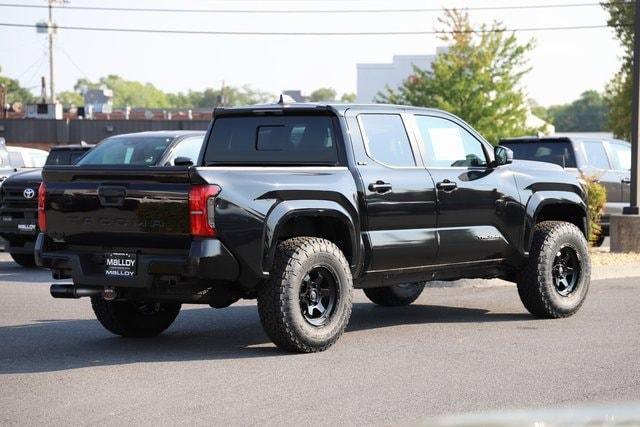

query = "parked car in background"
[[0, 144, 94, 267], [7, 146, 49, 168], [0, 138, 13, 182], [499, 136, 631, 244], [1, 131, 205, 267]]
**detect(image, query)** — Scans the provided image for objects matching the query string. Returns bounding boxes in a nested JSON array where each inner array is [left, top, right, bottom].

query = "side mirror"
[[494, 145, 513, 166], [173, 157, 194, 166]]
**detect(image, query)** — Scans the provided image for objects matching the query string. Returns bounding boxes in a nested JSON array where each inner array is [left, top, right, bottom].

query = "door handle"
[[368, 181, 392, 193], [622, 177, 631, 184], [436, 180, 458, 192]]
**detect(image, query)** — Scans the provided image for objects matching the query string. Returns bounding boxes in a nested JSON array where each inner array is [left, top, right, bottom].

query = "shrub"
[[583, 176, 607, 245]]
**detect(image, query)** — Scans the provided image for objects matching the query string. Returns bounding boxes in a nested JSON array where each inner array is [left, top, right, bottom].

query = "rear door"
[[606, 140, 632, 204], [346, 109, 438, 272]]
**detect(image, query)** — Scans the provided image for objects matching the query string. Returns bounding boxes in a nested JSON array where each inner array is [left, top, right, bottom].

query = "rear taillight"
[[38, 182, 46, 232], [189, 184, 221, 237]]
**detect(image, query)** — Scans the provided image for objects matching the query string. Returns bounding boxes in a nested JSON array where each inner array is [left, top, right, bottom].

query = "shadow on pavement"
[[0, 302, 531, 374], [0, 258, 50, 284]]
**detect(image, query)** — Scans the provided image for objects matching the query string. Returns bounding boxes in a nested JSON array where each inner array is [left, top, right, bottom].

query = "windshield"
[[500, 141, 577, 168], [77, 137, 173, 166]]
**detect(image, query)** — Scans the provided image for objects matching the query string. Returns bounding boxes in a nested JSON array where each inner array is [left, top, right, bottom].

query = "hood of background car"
[[1, 168, 43, 185]]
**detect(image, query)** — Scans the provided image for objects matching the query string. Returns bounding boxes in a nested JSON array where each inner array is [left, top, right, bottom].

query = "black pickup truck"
[[0, 144, 93, 266], [36, 102, 591, 353]]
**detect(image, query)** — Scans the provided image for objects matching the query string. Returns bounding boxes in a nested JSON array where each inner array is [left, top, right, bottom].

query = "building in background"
[[84, 88, 113, 117], [356, 48, 447, 103]]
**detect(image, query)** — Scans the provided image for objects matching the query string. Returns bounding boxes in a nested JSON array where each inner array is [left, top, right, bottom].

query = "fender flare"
[[263, 199, 361, 274], [523, 190, 588, 253]]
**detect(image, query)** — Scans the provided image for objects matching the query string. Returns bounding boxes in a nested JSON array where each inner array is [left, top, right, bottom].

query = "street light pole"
[[624, 0, 640, 215]]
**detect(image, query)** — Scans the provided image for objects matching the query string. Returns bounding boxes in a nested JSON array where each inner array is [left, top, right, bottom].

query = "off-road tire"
[[9, 253, 36, 268], [363, 283, 425, 307], [257, 237, 353, 353], [517, 221, 590, 318], [91, 297, 181, 338]]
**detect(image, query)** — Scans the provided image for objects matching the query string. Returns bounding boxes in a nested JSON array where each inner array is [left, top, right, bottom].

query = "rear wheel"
[[363, 283, 425, 307], [91, 297, 181, 338], [257, 237, 353, 353], [517, 221, 590, 318], [9, 253, 36, 268]]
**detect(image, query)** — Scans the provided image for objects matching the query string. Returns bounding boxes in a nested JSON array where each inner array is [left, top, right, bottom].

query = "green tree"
[[545, 91, 609, 132], [377, 9, 536, 144], [0, 66, 36, 105], [309, 87, 337, 102], [340, 92, 357, 103], [57, 90, 83, 107], [602, 1, 634, 140]]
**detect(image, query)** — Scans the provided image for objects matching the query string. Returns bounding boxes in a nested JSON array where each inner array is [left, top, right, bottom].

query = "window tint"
[[77, 137, 173, 166], [69, 151, 87, 164], [608, 142, 631, 170], [501, 141, 577, 168], [204, 115, 337, 165], [169, 136, 203, 164], [359, 114, 415, 167], [415, 116, 487, 167], [581, 140, 611, 169]]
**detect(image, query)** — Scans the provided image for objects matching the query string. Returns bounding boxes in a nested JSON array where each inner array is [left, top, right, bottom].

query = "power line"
[[0, 1, 631, 14], [0, 22, 617, 36]]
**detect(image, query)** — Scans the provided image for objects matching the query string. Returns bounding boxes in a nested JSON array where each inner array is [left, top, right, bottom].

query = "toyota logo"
[[23, 188, 35, 199]]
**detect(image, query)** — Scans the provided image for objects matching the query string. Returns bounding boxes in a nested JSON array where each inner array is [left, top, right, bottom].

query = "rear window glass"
[[46, 151, 71, 166], [204, 115, 338, 165], [77, 137, 173, 166], [501, 141, 577, 168]]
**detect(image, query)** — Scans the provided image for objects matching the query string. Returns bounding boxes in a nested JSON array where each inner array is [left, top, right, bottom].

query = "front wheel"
[[91, 297, 181, 338], [363, 283, 425, 306], [517, 221, 591, 318], [257, 237, 353, 353]]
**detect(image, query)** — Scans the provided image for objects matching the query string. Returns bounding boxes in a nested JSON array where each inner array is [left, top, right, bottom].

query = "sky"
[[0, 0, 625, 107]]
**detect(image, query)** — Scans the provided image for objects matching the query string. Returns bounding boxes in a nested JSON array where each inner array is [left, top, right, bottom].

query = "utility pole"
[[624, 0, 640, 214], [612, 0, 640, 251], [47, 0, 55, 103]]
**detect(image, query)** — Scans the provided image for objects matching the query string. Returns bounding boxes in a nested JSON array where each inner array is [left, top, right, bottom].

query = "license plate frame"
[[105, 252, 137, 278]]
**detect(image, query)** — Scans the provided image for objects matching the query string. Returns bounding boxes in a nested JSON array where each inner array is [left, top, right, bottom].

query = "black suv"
[[0, 144, 93, 266], [37, 103, 591, 352], [500, 136, 631, 243]]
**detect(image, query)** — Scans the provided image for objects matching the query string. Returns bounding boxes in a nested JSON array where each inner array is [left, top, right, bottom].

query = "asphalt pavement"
[[1, 252, 639, 425]]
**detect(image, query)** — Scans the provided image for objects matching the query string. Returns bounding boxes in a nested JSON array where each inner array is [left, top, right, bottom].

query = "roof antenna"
[[278, 94, 296, 105]]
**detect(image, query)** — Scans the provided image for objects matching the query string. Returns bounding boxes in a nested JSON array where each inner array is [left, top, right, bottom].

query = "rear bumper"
[[34, 233, 239, 288]]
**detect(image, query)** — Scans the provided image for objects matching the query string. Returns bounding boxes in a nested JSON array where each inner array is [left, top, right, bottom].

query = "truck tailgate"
[[43, 166, 195, 248]]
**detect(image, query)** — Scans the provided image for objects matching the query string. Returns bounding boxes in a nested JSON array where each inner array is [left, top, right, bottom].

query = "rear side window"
[[581, 140, 611, 170], [501, 141, 577, 168], [359, 114, 415, 167], [77, 137, 173, 166], [204, 115, 338, 165]]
